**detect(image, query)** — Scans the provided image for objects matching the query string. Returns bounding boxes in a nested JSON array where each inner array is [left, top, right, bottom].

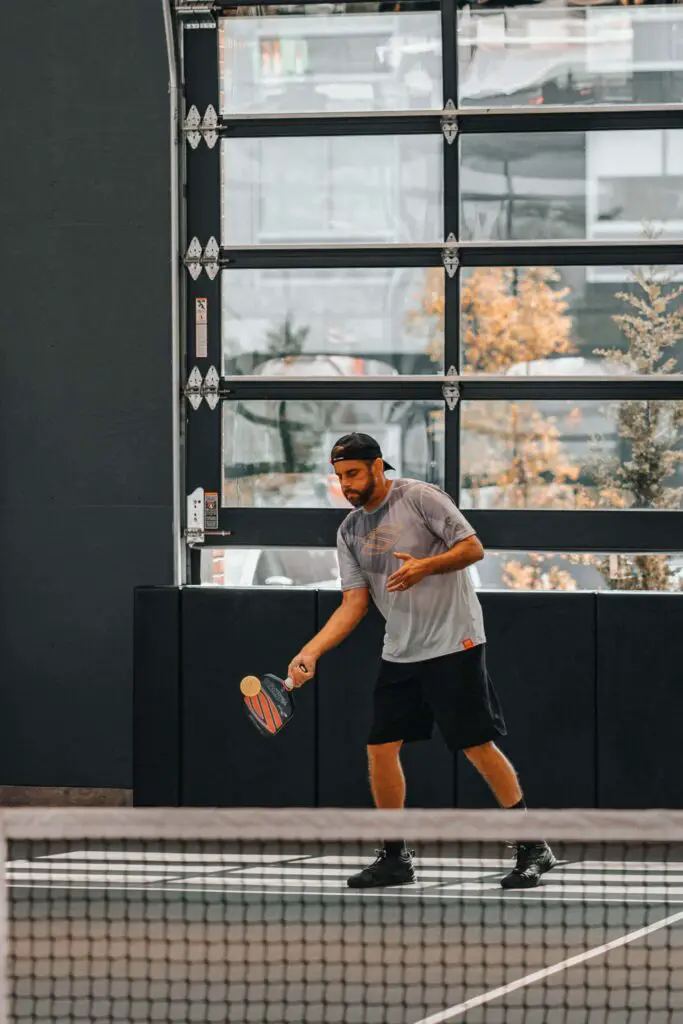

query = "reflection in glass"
[[201, 546, 683, 593], [458, 4, 683, 108], [219, 6, 442, 114], [201, 547, 342, 589], [471, 551, 683, 594], [457, 265, 683, 375], [222, 267, 445, 376], [222, 399, 444, 507], [460, 130, 683, 241], [221, 135, 443, 245], [461, 398, 683, 511]]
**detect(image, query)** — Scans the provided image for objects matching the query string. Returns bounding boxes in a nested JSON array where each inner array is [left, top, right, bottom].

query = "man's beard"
[[345, 478, 376, 507]]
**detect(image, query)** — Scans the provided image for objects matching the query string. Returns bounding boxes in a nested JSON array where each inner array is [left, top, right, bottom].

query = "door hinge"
[[174, 0, 217, 17], [183, 105, 218, 150], [184, 236, 220, 281], [443, 367, 460, 411], [443, 233, 459, 279], [441, 99, 458, 146], [184, 365, 220, 410], [175, 0, 214, 9]]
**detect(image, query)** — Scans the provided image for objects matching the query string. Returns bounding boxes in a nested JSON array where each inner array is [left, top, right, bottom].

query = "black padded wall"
[[596, 593, 683, 808], [133, 588, 683, 809], [180, 588, 318, 807], [457, 592, 597, 809]]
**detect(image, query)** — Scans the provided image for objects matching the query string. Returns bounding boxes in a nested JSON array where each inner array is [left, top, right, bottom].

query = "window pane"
[[222, 399, 444, 507], [457, 265, 683, 375], [221, 136, 443, 245], [459, 4, 683, 108], [460, 399, 683, 511], [472, 551, 683, 593], [222, 267, 444, 375], [201, 547, 342, 589], [460, 129, 683, 241], [219, 6, 442, 115], [202, 547, 683, 593]]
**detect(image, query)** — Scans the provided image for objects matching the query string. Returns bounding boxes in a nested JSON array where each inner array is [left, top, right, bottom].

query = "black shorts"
[[368, 644, 506, 753]]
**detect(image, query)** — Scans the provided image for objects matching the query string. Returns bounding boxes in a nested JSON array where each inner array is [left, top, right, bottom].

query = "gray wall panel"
[[0, 0, 172, 787]]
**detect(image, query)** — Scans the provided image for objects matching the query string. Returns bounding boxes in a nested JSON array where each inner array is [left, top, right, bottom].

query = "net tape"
[[5, 807, 683, 841]]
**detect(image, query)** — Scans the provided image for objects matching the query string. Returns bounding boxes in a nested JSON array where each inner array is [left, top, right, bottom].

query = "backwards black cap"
[[330, 432, 395, 472]]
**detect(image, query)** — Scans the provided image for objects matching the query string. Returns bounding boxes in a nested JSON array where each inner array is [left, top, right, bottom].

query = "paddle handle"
[[284, 662, 308, 691]]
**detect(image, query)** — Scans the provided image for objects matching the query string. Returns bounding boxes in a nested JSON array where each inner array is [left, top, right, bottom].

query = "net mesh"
[[5, 809, 683, 1024]]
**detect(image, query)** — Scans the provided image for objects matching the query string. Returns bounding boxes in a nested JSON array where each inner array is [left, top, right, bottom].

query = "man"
[[288, 432, 556, 891]]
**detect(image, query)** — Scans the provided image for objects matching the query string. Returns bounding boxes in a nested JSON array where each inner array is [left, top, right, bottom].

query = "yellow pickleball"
[[240, 675, 262, 698]]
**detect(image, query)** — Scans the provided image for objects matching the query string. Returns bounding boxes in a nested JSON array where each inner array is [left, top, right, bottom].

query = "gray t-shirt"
[[337, 479, 486, 663]]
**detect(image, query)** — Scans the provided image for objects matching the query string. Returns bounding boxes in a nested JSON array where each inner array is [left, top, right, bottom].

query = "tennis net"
[[4, 807, 683, 1024]]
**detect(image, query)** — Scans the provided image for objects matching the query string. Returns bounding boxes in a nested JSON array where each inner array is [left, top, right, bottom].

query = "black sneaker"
[[501, 842, 557, 889], [347, 848, 416, 889]]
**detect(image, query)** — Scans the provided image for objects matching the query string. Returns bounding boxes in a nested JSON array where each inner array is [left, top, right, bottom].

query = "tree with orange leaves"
[[409, 263, 683, 591], [457, 267, 581, 516], [502, 553, 578, 592], [410, 265, 583, 590], [409, 265, 573, 371], [462, 266, 573, 372], [410, 263, 583, 524]]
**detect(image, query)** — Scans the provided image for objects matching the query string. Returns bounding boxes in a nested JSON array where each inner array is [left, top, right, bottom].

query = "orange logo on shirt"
[[462, 638, 475, 650], [361, 523, 406, 555]]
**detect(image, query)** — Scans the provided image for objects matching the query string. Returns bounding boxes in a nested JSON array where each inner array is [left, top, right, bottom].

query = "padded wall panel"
[[181, 588, 317, 806], [597, 593, 683, 808], [457, 593, 597, 809]]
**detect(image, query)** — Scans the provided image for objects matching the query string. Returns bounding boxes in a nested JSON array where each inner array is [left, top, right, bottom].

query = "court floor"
[[7, 845, 683, 1023]]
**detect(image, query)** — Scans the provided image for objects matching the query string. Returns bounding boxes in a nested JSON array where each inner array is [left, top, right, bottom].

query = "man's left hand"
[[387, 552, 429, 593]]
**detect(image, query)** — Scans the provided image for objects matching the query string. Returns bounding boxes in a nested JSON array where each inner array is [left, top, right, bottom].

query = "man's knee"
[[463, 740, 497, 766], [368, 740, 403, 763]]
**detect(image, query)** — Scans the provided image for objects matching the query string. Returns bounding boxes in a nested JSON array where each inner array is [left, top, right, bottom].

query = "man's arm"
[[423, 534, 484, 575], [387, 535, 483, 592], [288, 587, 369, 686]]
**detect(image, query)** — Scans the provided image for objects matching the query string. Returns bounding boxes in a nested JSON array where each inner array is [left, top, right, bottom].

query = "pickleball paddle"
[[240, 673, 296, 737]]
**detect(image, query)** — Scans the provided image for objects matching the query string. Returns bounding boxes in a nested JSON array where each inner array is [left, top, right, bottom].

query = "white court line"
[[235, 866, 499, 880], [40, 851, 297, 864], [544, 872, 683, 884], [8, 861, 197, 875], [174, 876, 444, 890], [537, 884, 683, 896], [33, 852, 683, 872], [5, 872, 171, 884], [8, 880, 683, 905], [446, 882, 683, 897], [305, 856, 512, 869], [17, 860, 683, 887], [410, 907, 683, 1024], [578, 861, 683, 871], [176, 875, 376, 889]]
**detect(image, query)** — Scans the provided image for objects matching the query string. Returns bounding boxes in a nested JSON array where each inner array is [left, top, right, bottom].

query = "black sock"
[[507, 798, 545, 848], [384, 840, 407, 857]]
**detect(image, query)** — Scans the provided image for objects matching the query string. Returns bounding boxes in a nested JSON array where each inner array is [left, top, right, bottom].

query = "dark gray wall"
[[0, 0, 172, 786]]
